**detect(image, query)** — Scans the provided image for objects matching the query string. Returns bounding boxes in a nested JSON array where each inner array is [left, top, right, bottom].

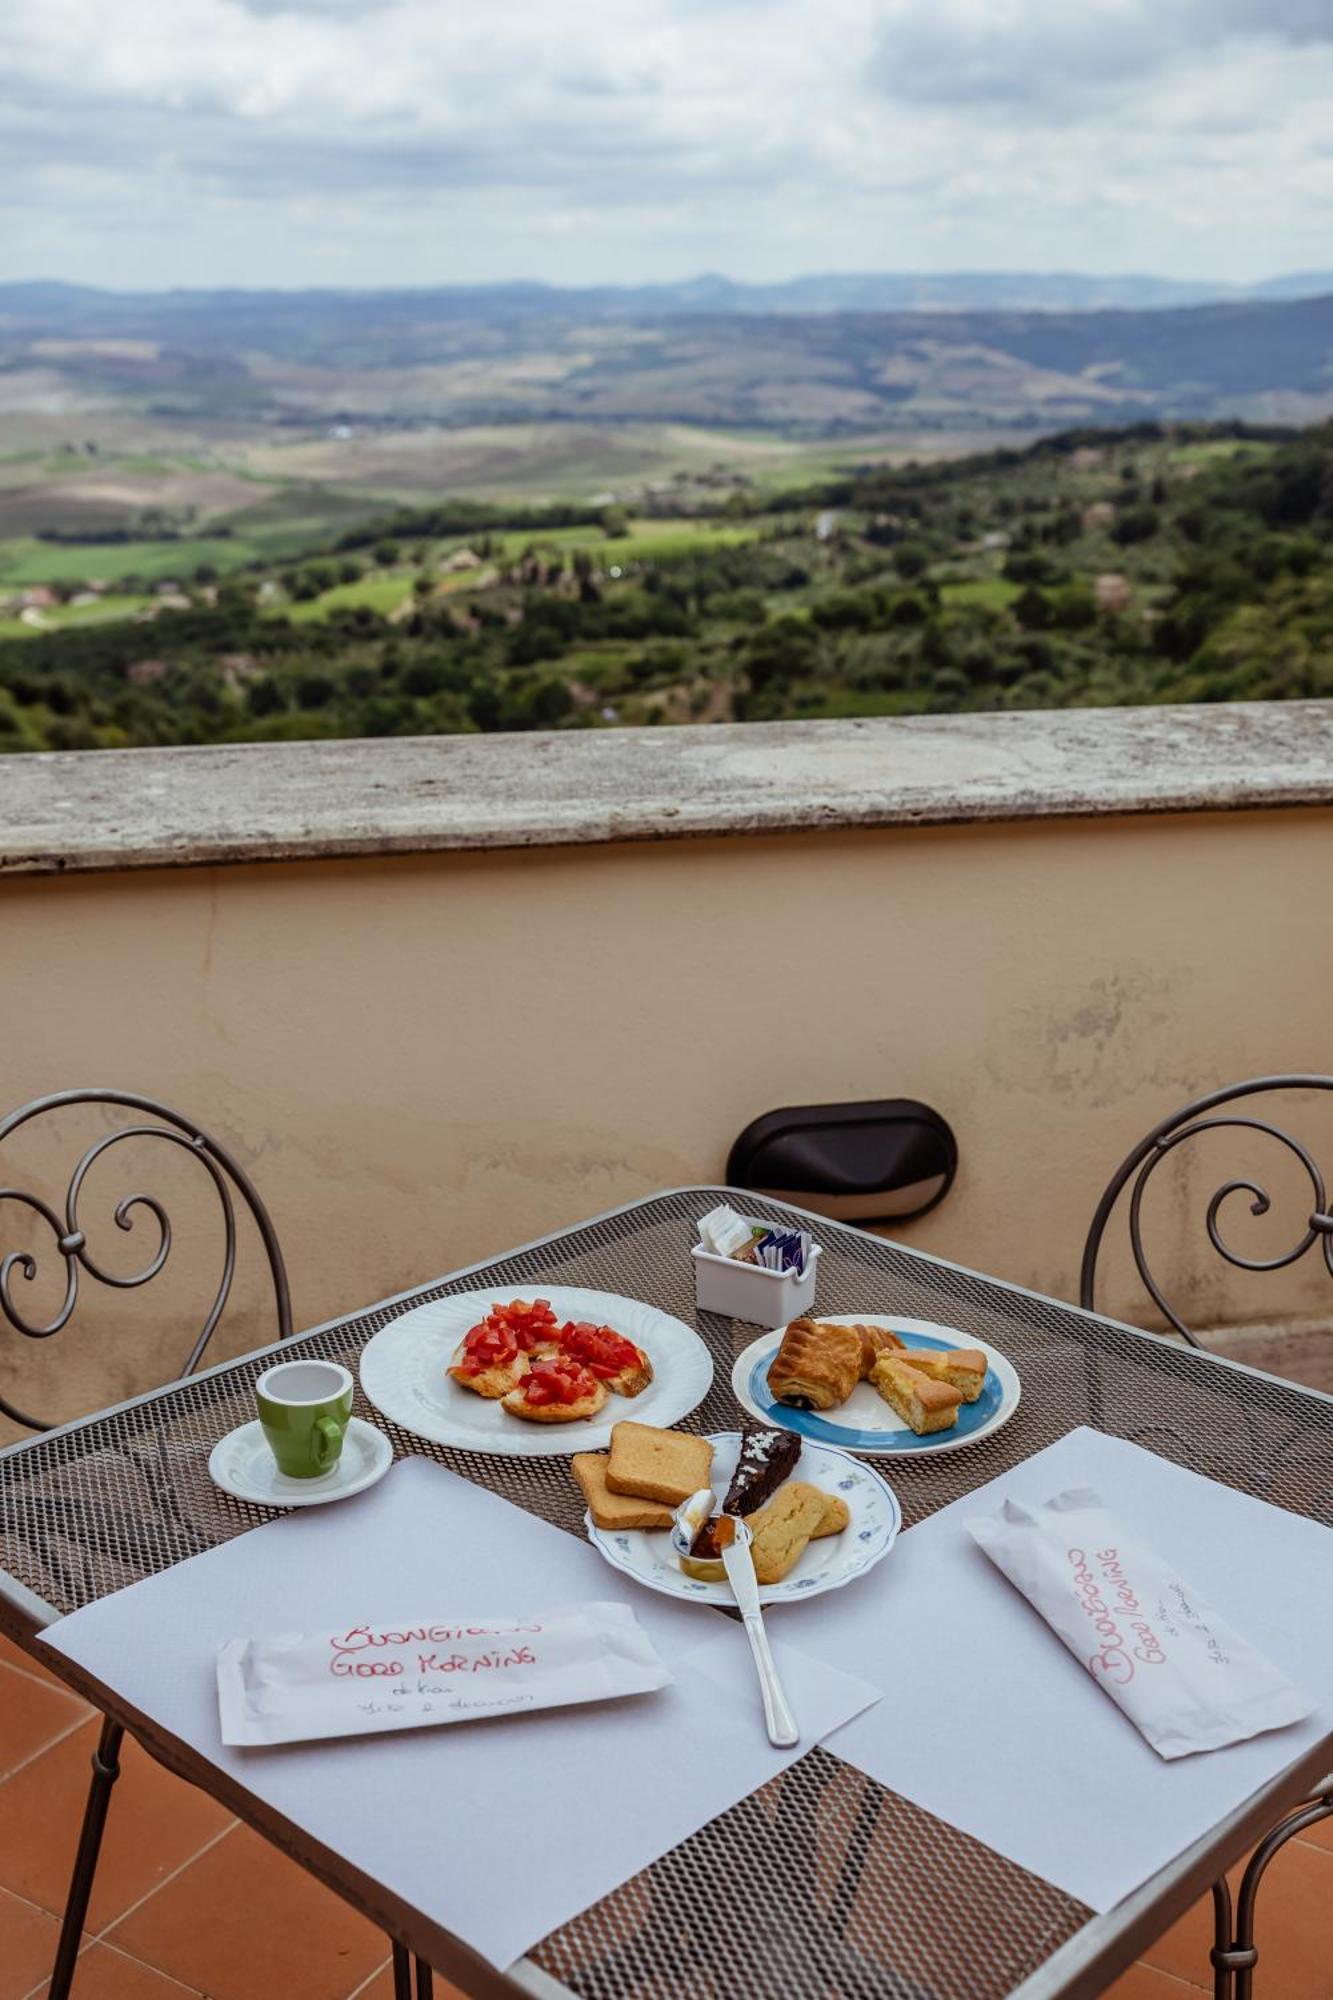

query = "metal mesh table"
[[3, 1189, 1332, 2000]]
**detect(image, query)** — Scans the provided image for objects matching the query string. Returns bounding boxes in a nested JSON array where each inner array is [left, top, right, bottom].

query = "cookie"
[[749, 1482, 832, 1584]]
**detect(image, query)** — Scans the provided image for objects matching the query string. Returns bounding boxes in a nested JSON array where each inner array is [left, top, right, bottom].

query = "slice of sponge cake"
[[897, 1347, 988, 1403], [871, 1354, 963, 1435]]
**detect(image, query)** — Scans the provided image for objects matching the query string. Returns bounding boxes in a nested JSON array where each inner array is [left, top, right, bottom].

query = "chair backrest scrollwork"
[[1080, 1075, 1333, 1346], [0, 1088, 293, 1432]]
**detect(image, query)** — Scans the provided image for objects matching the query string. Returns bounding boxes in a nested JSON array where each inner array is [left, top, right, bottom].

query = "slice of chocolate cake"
[[722, 1426, 801, 1517]]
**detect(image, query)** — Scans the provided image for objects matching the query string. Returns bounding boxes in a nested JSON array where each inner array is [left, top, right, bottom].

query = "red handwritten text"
[[327, 1623, 543, 1681]]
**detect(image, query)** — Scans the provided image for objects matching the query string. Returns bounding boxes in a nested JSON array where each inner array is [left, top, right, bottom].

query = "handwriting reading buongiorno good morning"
[[1066, 1546, 1167, 1685], [329, 1622, 545, 1679]]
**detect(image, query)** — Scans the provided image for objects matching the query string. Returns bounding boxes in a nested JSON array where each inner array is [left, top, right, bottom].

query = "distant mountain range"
[[5, 269, 1333, 320], [3, 276, 1333, 433]]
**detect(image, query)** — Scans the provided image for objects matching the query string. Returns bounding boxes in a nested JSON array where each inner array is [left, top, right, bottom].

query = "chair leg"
[[392, 1942, 413, 2000], [50, 1716, 124, 2000], [415, 1956, 434, 1998]]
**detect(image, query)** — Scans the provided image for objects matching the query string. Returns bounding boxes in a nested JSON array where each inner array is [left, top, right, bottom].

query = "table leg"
[[50, 1715, 124, 2000], [1231, 1788, 1333, 2000], [1209, 1878, 1234, 2000], [392, 1942, 413, 2000], [415, 1956, 435, 1997], [1207, 1781, 1333, 2000]]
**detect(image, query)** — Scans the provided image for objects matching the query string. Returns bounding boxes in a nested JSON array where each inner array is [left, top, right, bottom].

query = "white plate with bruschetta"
[[359, 1285, 714, 1457]]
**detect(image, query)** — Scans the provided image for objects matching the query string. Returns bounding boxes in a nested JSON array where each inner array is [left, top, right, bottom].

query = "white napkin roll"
[[218, 1601, 672, 1747], [967, 1486, 1311, 1760]]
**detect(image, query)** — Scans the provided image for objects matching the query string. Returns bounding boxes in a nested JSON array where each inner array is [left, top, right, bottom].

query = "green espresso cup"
[[254, 1359, 354, 1479]]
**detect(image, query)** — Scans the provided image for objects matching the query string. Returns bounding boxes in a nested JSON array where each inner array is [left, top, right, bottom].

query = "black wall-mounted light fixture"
[[726, 1097, 957, 1224]]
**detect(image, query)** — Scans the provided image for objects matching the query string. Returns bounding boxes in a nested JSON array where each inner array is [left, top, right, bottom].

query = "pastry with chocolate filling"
[[766, 1317, 906, 1411], [722, 1427, 802, 1517], [766, 1318, 862, 1409]]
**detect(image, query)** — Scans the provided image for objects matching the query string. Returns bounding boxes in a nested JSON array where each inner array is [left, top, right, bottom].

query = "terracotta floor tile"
[[1137, 1869, 1236, 1985], [0, 1885, 62, 2000], [1103, 1964, 1208, 1999], [0, 1635, 78, 1696], [1299, 1800, 1333, 1853], [0, 1723, 233, 1932], [348, 1964, 464, 2000], [107, 1822, 386, 2000], [346, 1961, 394, 2000], [24, 1940, 203, 1998], [0, 1663, 89, 1780]]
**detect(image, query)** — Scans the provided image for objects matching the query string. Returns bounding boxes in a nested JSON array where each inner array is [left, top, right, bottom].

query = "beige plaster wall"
[[2, 807, 1331, 1439]]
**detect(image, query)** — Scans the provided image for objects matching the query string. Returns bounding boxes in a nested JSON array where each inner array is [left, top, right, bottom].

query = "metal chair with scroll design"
[[1081, 1074, 1333, 2000], [0, 1087, 294, 2000]]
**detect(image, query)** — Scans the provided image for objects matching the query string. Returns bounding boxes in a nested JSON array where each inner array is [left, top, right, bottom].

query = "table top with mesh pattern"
[[3, 1188, 1332, 2000]]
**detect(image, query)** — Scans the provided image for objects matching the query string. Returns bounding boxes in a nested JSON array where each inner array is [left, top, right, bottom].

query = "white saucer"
[[208, 1417, 394, 1508]]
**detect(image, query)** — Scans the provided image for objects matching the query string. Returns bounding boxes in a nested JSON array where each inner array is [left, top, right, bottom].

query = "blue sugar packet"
[[754, 1227, 812, 1275]]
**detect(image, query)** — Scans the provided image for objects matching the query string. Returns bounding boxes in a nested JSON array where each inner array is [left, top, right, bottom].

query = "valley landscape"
[[1, 274, 1332, 752]]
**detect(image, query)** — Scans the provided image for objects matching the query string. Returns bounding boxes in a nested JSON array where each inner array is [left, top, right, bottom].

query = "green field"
[[492, 516, 770, 561], [266, 515, 778, 624], [0, 495, 763, 599], [0, 592, 157, 640], [938, 577, 1022, 610], [278, 574, 415, 623], [0, 536, 249, 586], [1168, 439, 1275, 467], [1, 417, 1327, 752]]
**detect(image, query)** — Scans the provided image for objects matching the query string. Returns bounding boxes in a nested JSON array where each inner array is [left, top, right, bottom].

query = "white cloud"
[[0, 0, 1330, 286]]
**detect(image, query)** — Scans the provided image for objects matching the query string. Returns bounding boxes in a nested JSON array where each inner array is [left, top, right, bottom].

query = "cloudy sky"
[[2, 0, 1331, 290]]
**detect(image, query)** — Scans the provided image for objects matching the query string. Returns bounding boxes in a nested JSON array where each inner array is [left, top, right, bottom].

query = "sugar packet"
[[218, 1601, 672, 1747], [753, 1227, 813, 1275], [697, 1204, 756, 1260], [967, 1487, 1311, 1760]]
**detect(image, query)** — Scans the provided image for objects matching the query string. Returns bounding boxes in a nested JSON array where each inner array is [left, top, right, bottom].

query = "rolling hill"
[[2, 281, 1332, 433]]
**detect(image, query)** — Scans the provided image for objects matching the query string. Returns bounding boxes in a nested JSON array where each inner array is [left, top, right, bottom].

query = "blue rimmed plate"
[[584, 1430, 901, 1606], [730, 1314, 1021, 1458]]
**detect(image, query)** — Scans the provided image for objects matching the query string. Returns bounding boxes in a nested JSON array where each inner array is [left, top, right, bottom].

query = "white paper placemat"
[[41, 1456, 879, 1971], [770, 1426, 1333, 1913]]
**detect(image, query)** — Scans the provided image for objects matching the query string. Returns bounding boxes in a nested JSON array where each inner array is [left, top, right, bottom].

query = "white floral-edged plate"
[[730, 1314, 1021, 1458], [359, 1285, 713, 1458], [585, 1430, 901, 1606]]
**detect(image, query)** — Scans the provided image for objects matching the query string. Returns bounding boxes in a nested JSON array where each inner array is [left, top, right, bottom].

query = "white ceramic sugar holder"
[[691, 1233, 820, 1324]]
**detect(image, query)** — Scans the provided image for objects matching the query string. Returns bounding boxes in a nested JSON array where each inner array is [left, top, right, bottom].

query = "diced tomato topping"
[[486, 1298, 558, 1351], [519, 1358, 599, 1407], [557, 1321, 640, 1378], [457, 1320, 520, 1374]]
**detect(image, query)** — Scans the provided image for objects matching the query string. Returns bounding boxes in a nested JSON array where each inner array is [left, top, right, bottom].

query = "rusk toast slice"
[[573, 1453, 674, 1530], [606, 1421, 713, 1505]]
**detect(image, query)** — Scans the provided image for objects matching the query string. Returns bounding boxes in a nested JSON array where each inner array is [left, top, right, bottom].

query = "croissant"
[[767, 1318, 906, 1411], [767, 1318, 862, 1409], [854, 1322, 905, 1375]]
